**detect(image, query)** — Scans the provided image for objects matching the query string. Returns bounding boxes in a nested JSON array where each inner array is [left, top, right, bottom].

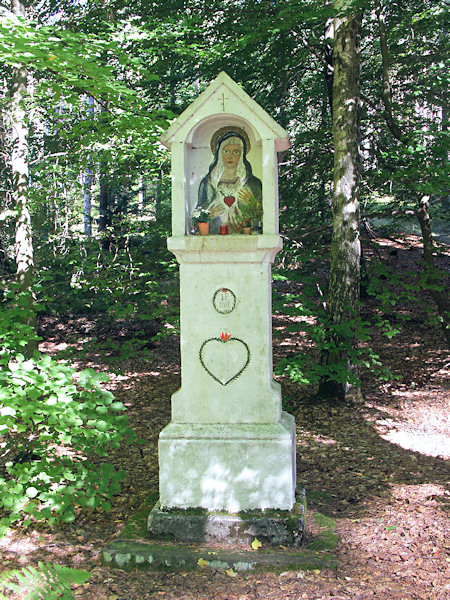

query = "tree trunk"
[[324, 18, 334, 118], [155, 168, 163, 220], [97, 102, 111, 251], [138, 174, 144, 214], [83, 167, 93, 236], [375, 0, 406, 142], [374, 0, 448, 346], [416, 196, 450, 345], [10, 0, 37, 358], [98, 173, 108, 231], [83, 96, 94, 236], [319, 0, 362, 401], [442, 105, 449, 210]]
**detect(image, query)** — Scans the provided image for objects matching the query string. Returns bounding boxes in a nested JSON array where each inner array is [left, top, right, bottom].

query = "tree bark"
[[374, 0, 449, 346], [319, 0, 362, 401], [374, 0, 407, 142], [83, 166, 93, 236], [416, 196, 450, 345], [83, 96, 94, 236], [10, 0, 37, 358], [98, 173, 108, 232]]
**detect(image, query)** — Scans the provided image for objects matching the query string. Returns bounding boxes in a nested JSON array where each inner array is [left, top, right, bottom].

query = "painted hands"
[[208, 204, 222, 219], [238, 187, 254, 205]]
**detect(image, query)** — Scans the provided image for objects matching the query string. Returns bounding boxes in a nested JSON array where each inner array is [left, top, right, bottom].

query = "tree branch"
[[374, 0, 409, 144]]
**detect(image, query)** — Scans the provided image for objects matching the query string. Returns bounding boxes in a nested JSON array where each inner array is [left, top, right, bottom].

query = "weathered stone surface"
[[158, 412, 296, 512], [156, 72, 296, 514], [148, 492, 305, 546], [104, 490, 337, 573], [102, 540, 336, 573]]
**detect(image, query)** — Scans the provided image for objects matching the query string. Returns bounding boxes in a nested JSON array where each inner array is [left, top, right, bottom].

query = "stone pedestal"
[[152, 73, 296, 531], [159, 412, 296, 512], [157, 235, 296, 513], [167, 235, 283, 425]]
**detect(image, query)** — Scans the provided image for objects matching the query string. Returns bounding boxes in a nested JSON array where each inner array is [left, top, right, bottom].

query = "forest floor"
[[1, 236, 449, 600]]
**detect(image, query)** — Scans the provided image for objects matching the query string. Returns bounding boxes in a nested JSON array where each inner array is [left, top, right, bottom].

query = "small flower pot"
[[242, 226, 251, 234], [198, 222, 209, 235]]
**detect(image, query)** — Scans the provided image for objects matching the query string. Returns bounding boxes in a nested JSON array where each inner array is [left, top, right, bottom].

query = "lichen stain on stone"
[[209, 560, 229, 569], [233, 561, 255, 571], [115, 553, 132, 568]]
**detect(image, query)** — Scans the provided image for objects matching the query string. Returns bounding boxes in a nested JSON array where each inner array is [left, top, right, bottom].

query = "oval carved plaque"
[[213, 288, 236, 314]]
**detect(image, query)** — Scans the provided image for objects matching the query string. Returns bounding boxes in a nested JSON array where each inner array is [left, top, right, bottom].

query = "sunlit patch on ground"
[[372, 390, 450, 459]]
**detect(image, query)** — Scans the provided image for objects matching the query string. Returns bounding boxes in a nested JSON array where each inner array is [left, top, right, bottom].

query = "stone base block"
[[158, 412, 296, 512], [102, 538, 337, 572], [103, 489, 339, 573], [148, 493, 305, 547]]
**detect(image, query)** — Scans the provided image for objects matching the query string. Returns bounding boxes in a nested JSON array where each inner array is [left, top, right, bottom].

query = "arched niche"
[[184, 115, 262, 234], [160, 72, 290, 239]]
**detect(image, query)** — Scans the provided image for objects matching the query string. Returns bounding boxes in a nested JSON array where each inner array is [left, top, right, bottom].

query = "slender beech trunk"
[[1, 109, 12, 275], [10, 0, 37, 358], [83, 96, 94, 236], [138, 175, 144, 214], [324, 18, 334, 118], [319, 0, 362, 401], [375, 0, 405, 142], [416, 196, 450, 345], [97, 103, 111, 249], [98, 172, 108, 232], [375, 0, 449, 347], [442, 105, 449, 210], [155, 168, 163, 220], [83, 167, 93, 236]]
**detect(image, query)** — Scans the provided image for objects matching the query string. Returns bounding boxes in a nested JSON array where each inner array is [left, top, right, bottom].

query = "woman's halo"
[[210, 126, 251, 154]]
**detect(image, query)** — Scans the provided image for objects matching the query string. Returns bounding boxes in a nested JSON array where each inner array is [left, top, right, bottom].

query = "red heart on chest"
[[224, 196, 235, 207]]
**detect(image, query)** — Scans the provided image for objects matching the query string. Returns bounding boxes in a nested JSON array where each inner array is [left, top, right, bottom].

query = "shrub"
[[0, 290, 137, 536], [273, 272, 398, 388]]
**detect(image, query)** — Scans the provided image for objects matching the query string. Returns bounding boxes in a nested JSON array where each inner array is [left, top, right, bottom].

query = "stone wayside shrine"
[[147, 72, 303, 546]]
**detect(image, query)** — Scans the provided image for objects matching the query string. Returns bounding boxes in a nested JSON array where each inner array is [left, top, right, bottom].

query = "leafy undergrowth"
[[0, 237, 449, 600]]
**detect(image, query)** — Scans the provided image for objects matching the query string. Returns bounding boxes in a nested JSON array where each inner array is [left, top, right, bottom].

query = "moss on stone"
[[102, 540, 337, 573], [119, 490, 159, 540]]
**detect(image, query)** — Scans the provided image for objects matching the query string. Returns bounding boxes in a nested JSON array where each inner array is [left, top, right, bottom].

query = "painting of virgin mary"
[[195, 130, 262, 234]]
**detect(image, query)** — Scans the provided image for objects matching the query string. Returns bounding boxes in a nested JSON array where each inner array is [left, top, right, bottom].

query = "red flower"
[[220, 331, 231, 342]]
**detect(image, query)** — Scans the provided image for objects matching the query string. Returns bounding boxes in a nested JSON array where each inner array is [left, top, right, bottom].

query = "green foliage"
[[0, 291, 137, 537], [365, 259, 447, 327], [35, 203, 177, 314], [0, 8, 148, 105], [0, 0, 447, 414], [239, 194, 262, 222], [274, 270, 399, 388], [360, 0, 449, 211], [0, 561, 91, 600]]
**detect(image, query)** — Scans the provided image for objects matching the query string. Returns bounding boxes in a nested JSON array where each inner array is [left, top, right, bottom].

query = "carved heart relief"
[[199, 337, 250, 386]]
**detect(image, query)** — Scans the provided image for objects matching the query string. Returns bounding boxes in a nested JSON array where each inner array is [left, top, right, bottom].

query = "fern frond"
[[0, 562, 91, 600]]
